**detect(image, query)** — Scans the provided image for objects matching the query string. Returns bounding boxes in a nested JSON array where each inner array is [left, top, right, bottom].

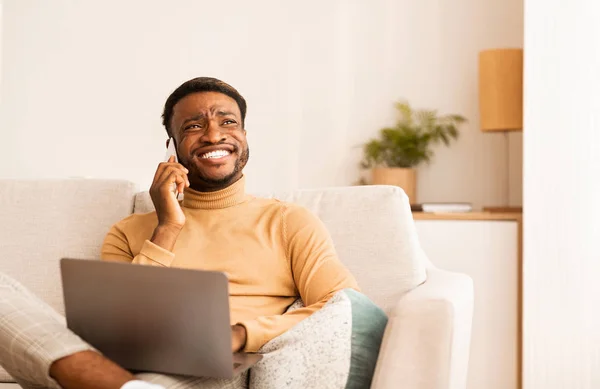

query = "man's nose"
[[201, 121, 226, 144]]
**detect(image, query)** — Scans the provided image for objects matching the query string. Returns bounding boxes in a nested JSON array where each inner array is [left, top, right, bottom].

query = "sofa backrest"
[[134, 185, 427, 311], [0, 180, 426, 383], [0, 179, 137, 316]]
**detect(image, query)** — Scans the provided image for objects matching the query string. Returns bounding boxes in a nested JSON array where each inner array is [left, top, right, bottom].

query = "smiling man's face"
[[170, 91, 249, 191]]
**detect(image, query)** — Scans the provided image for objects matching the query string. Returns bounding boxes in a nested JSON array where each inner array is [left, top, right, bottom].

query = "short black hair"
[[161, 77, 247, 136]]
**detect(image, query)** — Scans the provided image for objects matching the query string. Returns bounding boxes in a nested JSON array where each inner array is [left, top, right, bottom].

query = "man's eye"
[[223, 119, 236, 125], [185, 124, 202, 130]]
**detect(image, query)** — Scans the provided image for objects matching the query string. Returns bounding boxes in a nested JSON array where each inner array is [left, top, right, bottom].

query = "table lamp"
[[478, 48, 523, 213]]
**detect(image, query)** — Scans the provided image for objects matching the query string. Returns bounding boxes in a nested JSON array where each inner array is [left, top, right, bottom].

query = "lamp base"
[[483, 206, 523, 213]]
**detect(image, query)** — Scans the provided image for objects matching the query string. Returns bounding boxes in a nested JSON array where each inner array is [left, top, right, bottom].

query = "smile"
[[200, 150, 231, 159]]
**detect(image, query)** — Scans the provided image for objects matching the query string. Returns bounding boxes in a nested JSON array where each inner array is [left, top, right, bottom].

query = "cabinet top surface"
[[412, 212, 522, 221]]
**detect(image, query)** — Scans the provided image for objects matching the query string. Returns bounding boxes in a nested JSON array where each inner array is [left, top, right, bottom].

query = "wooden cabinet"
[[413, 213, 521, 389]]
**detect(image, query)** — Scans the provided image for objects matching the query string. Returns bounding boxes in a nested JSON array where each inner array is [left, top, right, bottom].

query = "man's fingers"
[[168, 155, 176, 163], [174, 173, 187, 194], [156, 164, 189, 185], [162, 162, 188, 175], [167, 171, 188, 194], [152, 161, 188, 184]]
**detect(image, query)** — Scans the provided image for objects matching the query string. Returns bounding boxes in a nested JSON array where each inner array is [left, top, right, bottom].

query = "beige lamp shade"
[[479, 48, 523, 132]]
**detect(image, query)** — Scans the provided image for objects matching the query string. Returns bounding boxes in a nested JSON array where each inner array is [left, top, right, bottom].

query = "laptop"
[[60, 258, 262, 378]]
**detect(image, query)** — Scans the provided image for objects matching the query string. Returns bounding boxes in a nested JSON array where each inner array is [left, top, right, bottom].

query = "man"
[[0, 77, 358, 389]]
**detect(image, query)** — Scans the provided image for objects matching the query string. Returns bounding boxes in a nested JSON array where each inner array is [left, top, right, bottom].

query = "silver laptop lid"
[[60, 258, 235, 378]]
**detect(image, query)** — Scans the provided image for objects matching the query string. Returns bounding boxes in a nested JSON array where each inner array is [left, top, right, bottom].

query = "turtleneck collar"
[[182, 176, 248, 209]]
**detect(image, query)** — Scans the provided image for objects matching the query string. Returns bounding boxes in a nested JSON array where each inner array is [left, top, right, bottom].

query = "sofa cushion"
[[134, 185, 427, 311], [249, 289, 387, 389], [0, 179, 137, 382], [345, 289, 388, 388]]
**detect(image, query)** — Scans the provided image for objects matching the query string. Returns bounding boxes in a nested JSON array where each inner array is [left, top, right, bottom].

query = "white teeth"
[[201, 150, 231, 159]]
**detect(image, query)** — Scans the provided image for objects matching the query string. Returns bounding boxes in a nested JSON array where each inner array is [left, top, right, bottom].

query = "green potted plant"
[[361, 101, 466, 203]]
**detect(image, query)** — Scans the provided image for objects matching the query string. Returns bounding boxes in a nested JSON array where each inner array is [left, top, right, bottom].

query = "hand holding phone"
[[147, 139, 190, 251]]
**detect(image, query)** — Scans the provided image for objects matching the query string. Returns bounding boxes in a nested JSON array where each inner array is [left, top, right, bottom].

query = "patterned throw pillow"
[[249, 289, 388, 389]]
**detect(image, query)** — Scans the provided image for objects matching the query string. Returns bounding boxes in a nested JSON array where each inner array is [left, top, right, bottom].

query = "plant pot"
[[371, 167, 417, 203]]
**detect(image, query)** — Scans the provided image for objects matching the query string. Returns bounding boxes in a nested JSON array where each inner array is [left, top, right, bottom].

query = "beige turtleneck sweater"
[[100, 177, 359, 352]]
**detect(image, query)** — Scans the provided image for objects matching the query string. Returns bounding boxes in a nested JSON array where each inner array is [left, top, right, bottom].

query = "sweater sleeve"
[[101, 221, 175, 267], [237, 205, 359, 352]]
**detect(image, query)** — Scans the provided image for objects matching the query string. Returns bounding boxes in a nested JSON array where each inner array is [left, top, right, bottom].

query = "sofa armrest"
[[370, 267, 474, 389]]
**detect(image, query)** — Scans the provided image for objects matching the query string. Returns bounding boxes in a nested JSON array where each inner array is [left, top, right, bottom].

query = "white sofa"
[[0, 179, 473, 389]]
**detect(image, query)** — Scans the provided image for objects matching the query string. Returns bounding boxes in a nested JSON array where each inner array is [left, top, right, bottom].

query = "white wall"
[[523, 0, 600, 387], [0, 0, 522, 209]]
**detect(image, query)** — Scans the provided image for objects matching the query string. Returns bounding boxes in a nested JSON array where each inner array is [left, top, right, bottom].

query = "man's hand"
[[149, 155, 189, 251], [231, 324, 247, 352]]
